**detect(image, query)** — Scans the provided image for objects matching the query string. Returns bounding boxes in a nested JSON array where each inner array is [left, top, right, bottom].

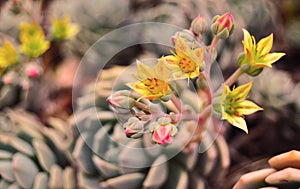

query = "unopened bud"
[[123, 117, 145, 139], [26, 64, 41, 78], [107, 90, 135, 110], [190, 14, 207, 36], [211, 12, 234, 39]]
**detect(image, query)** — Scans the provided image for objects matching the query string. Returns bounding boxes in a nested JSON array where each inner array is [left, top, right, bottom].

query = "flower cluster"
[[108, 12, 285, 145], [0, 13, 79, 102]]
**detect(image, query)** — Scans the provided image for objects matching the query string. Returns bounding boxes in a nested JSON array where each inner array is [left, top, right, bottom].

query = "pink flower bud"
[[152, 125, 173, 145], [190, 14, 207, 35], [149, 117, 178, 145], [26, 65, 40, 78], [123, 117, 144, 139], [217, 12, 233, 31], [211, 12, 234, 39]]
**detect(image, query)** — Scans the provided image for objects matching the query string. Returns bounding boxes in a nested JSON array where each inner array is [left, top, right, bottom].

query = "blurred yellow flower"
[[127, 58, 172, 101], [19, 22, 50, 58], [239, 29, 285, 76], [220, 82, 263, 133], [0, 41, 18, 72], [51, 16, 79, 40], [164, 37, 204, 80]]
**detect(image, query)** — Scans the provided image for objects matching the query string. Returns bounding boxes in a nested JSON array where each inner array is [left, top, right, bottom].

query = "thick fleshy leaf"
[[143, 155, 168, 189], [48, 164, 63, 188], [32, 172, 48, 189], [163, 162, 188, 189], [6, 183, 20, 189], [0, 180, 10, 189], [63, 167, 76, 189], [12, 153, 39, 188], [0, 150, 13, 159], [257, 33, 273, 56], [0, 135, 34, 157], [99, 173, 144, 189], [92, 155, 120, 178], [77, 172, 99, 189], [72, 134, 97, 174], [33, 139, 56, 172], [118, 140, 152, 169], [0, 160, 15, 182]]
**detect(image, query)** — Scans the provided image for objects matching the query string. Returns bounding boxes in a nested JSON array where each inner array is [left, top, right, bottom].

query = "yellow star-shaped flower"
[[164, 37, 204, 80], [0, 41, 18, 72], [51, 16, 79, 40], [19, 22, 50, 58], [127, 58, 172, 101], [239, 29, 285, 76], [220, 82, 263, 133]]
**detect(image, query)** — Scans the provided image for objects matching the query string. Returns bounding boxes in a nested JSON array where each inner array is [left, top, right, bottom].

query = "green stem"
[[224, 68, 244, 87]]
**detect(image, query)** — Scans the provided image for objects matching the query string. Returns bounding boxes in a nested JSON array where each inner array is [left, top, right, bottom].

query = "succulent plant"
[[233, 150, 300, 189], [71, 65, 230, 189], [0, 110, 76, 189]]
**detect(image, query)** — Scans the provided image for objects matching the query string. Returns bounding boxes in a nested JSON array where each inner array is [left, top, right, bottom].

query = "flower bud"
[[238, 53, 264, 77], [149, 117, 178, 145], [26, 64, 41, 78], [190, 14, 207, 36], [107, 90, 135, 110], [211, 12, 234, 39], [123, 117, 144, 139], [171, 30, 199, 48]]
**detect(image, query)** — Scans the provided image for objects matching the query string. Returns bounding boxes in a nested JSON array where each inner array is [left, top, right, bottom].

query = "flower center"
[[178, 57, 197, 73], [143, 78, 167, 94], [224, 98, 240, 116]]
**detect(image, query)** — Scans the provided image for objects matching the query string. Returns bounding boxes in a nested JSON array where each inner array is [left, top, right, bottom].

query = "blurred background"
[[0, 0, 299, 188]]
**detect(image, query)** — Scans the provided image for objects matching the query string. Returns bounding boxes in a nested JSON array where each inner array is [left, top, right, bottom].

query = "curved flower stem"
[[134, 101, 151, 114], [209, 36, 219, 55], [223, 67, 244, 87], [171, 94, 182, 113]]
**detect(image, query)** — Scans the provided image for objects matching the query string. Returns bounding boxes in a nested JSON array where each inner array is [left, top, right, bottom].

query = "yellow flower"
[[164, 37, 204, 80], [220, 82, 263, 133], [0, 41, 18, 71], [51, 16, 79, 40], [239, 29, 285, 76], [20, 22, 45, 42], [127, 58, 172, 101], [19, 22, 50, 58]]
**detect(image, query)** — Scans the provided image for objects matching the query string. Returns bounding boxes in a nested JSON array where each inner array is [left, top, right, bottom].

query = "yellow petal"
[[242, 29, 253, 51], [155, 57, 170, 81], [262, 52, 285, 65], [192, 47, 205, 66], [257, 33, 273, 56], [136, 60, 155, 79], [231, 82, 252, 100], [175, 37, 192, 58], [236, 100, 263, 115], [222, 113, 248, 133], [126, 81, 149, 96]]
